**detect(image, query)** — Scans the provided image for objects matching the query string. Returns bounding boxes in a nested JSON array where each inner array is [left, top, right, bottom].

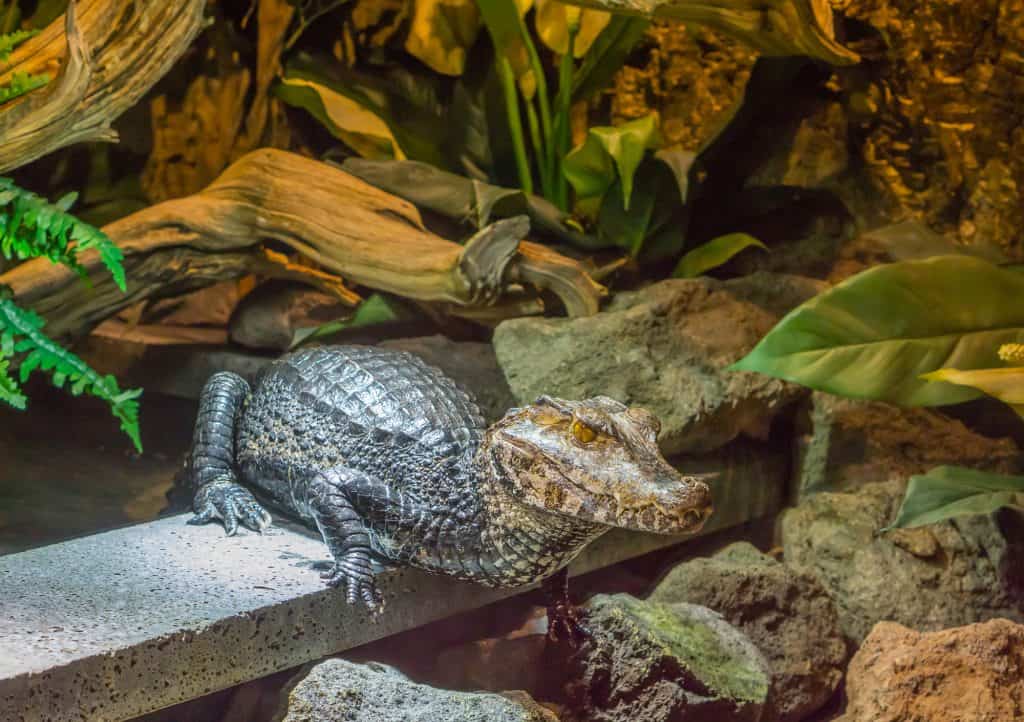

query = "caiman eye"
[[572, 420, 597, 444]]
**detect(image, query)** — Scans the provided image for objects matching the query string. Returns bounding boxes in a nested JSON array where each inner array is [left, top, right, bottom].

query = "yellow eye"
[[572, 420, 597, 444]]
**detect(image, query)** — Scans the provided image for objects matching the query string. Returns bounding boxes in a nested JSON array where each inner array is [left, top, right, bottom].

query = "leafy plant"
[[673, 233, 767, 278], [0, 29, 50, 105], [734, 252, 1024, 531], [887, 467, 1024, 530], [731, 255, 1024, 406], [0, 178, 142, 451]]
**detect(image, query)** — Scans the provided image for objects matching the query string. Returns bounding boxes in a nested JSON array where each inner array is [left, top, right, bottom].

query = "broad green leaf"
[[405, 0, 482, 76], [922, 366, 1024, 417], [597, 175, 657, 257], [279, 56, 453, 169], [572, 17, 649, 101], [886, 466, 1024, 530], [731, 255, 1024, 406], [534, 0, 610, 57], [477, 0, 536, 98], [290, 294, 406, 349], [276, 77, 405, 160], [674, 233, 767, 278], [563, 114, 661, 213]]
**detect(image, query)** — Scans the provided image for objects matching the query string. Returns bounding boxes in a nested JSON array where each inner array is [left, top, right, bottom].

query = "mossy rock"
[[564, 593, 770, 722]]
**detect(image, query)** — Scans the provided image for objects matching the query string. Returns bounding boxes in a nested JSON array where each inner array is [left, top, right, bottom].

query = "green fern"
[[0, 29, 36, 62], [0, 30, 49, 105], [0, 70, 49, 104], [0, 178, 127, 291], [0, 180, 141, 451]]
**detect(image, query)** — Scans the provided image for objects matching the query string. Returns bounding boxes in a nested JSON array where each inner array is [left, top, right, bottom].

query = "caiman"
[[184, 345, 713, 639]]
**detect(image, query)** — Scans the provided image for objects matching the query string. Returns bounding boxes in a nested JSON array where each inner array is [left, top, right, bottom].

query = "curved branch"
[[0, 150, 603, 343], [0, 0, 207, 172]]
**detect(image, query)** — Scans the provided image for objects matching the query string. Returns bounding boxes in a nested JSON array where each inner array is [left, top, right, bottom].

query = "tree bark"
[[0, 149, 605, 343], [0, 0, 207, 172]]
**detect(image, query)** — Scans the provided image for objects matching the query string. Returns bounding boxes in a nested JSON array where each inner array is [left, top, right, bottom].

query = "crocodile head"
[[483, 395, 713, 534]]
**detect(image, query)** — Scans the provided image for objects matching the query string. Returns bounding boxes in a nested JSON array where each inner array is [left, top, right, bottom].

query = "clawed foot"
[[321, 550, 384, 610], [546, 602, 591, 647], [188, 477, 273, 535]]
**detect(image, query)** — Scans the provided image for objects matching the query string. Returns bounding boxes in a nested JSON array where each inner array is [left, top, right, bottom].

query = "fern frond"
[[0, 70, 49, 104], [0, 29, 37, 63], [0, 358, 26, 409], [0, 177, 127, 290], [0, 298, 143, 451]]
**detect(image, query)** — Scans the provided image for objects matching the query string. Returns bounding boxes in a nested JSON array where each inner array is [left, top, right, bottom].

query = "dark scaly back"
[[245, 346, 485, 496]]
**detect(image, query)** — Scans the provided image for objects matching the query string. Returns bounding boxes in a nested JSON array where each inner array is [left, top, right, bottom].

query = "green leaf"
[[476, 0, 536, 98], [563, 114, 661, 213], [597, 175, 656, 257], [290, 294, 404, 349], [0, 298, 142, 451], [731, 255, 1024, 406], [0, 358, 25, 409], [0, 29, 37, 62], [276, 76, 405, 161], [277, 56, 453, 170], [886, 466, 1024, 530], [673, 233, 767, 278], [572, 17, 649, 101]]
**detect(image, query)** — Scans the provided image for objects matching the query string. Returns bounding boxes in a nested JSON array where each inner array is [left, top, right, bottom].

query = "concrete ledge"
[[0, 445, 785, 722]]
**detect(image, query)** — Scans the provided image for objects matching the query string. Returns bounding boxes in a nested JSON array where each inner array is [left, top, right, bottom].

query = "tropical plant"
[[0, 28, 50, 105], [0, 178, 142, 451], [732, 253, 1024, 529]]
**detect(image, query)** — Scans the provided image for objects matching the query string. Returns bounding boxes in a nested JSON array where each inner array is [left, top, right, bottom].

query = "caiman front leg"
[[541, 566, 590, 646], [308, 468, 384, 609], [187, 372, 272, 535]]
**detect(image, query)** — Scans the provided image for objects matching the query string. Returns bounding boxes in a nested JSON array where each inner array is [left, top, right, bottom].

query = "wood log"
[[555, 0, 859, 65], [0, 0, 206, 172], [0, 149, 605, 343]]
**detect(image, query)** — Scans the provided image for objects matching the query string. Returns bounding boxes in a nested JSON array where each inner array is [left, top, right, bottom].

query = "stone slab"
[[0, 445, 784, 722]]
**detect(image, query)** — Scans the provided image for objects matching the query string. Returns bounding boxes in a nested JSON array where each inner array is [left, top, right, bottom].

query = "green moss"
[[599, 594, 769, 704]]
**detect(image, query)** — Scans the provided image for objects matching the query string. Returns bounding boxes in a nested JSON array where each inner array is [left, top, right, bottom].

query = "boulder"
[[228, 281, 351, 351], [794, 392, 1021, 498], [782, 480, 1024, 642], [493, 274, 825, 455], [839, 619, 1024, 722], [563, 593, 771, 722], [649, 542, 847, 722], [278, 659, 557, 722]]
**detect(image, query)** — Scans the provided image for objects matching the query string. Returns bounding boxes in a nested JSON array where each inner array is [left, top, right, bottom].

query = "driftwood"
[[0, 149, 605, 343], [0, 0, 206, 172], [557, 0, 859, 65]]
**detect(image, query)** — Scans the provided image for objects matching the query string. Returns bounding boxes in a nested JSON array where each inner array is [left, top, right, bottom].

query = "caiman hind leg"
[[187, 371, 272, 535], [308, 467, 385, 609]]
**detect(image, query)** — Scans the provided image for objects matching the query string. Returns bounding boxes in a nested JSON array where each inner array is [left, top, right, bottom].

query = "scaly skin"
[[185, 345, 713, 635]]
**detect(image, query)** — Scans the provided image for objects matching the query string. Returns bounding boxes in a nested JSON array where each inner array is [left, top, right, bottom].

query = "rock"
[[278, 659, 558, 722], [563, 593, 771, 722], [379, 335, 516, 424], [782, 480, 1024, 643], [648, 542, 847, 722], [228, 280, 352, 351], [839, 619, 1024, 722], [794, 391, 1021, 498], [493, 273, 825, 455]]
